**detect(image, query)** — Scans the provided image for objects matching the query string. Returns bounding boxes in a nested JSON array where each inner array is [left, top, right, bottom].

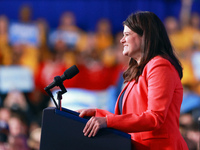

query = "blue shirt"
[[119, 89, 126, 114]]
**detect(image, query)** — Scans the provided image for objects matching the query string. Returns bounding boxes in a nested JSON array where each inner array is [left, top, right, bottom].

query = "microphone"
[[44, 65, 79, 91]]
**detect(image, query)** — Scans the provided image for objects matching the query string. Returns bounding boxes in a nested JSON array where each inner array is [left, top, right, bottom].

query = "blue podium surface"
[[40, 107, 131, 150]]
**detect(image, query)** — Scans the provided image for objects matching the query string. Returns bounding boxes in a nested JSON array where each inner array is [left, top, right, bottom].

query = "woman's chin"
[[122, 50, 128, 56]]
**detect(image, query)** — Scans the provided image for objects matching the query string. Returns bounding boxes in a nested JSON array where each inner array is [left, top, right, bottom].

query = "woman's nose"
[[120, 37, 125, 43]]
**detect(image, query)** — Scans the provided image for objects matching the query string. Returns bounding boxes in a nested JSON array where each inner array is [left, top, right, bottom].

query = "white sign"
[[9, 22, 40, 46], [0, 66, 34, 93]]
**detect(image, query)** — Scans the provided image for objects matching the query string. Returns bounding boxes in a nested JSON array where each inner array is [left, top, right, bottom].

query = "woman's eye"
[[122, 33, 129, 38]]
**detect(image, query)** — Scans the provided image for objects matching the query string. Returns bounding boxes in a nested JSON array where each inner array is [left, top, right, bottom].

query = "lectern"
[[40, 107, 131, 150]]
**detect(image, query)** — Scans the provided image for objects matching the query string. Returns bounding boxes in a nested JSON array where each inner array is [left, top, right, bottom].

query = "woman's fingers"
[[83, 117, 107, 137], [77, 109, 96, 118], [88, 124, 98, 137], [79, 110, 86, 118], [83, 117, 95, 136], [92, 124, 99, 137]]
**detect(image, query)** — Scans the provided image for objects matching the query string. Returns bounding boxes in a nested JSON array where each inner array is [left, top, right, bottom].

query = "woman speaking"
[[78, 11, 189, 150]]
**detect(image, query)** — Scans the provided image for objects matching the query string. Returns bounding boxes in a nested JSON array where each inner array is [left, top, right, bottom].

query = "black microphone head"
[[61, 65, 79, 80]]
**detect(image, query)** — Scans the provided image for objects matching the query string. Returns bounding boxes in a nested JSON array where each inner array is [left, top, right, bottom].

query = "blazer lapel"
[[115, 82, 129, 114], [122, 80, 135, 111], [115, 80, 135, 114]]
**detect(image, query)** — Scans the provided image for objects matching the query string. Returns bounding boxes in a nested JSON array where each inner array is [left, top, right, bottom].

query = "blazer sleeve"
[[105, 58, 181, 133], [95, 108, 114, 117]]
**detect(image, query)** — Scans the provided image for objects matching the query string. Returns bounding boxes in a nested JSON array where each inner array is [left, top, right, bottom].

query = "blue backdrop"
[[0, 0, 200, 33]]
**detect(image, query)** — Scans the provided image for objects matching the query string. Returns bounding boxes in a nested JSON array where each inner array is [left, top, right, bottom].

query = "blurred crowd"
[[0, 0, 200, 149]]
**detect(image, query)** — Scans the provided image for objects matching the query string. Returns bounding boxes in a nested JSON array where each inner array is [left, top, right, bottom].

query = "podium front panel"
[[40, 107, 131, 150]]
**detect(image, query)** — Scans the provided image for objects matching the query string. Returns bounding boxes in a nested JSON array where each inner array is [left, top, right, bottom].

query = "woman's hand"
[[77, 108, 107, 137], [83, 116, 107, 137], [77, 108, 96, 118]]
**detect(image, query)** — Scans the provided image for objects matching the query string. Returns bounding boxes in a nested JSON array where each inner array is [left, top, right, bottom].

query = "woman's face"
[[120, 25, 143, 63]]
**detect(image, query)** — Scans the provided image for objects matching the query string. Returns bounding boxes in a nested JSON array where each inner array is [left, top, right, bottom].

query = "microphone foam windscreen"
[[63, 65, 79, 80]]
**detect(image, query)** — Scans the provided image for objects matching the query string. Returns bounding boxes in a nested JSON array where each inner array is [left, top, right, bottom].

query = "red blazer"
[[95, 56, 188, 150]]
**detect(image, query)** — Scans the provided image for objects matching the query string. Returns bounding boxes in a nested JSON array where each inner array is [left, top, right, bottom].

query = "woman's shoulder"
[[146, 55, 172, 67], [144, 55, 175, 73], [143, 56, 182, 86], [149, 55, 170, 64]]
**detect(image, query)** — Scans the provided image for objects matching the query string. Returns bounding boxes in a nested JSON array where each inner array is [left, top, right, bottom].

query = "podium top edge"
[[43, 107, 131, 139]]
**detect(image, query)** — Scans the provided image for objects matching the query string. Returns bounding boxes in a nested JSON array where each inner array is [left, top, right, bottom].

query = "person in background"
[[0, 108, 11, 124], [27, 127, 41, 150], [0, 15, 11, 65], [164, 16, 184, 52], [74, 32, 120, 90], [18, 5, 33, 24], [7, 110, 30, 150], [94, 18, 114, 52], [77, 11, 188, 150], [8, 134, 30, 150], [0, 108, 10, 150], [51, 11, 82, 51], [35, 18, 52, 63]]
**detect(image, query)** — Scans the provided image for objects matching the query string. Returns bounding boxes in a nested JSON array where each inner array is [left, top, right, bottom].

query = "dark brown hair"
[[123, 11, 183, 83]]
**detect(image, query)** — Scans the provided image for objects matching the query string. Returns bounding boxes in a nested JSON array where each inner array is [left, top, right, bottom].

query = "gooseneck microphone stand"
[[44, 76, 67, 111], [44, 65, 79, 111]]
